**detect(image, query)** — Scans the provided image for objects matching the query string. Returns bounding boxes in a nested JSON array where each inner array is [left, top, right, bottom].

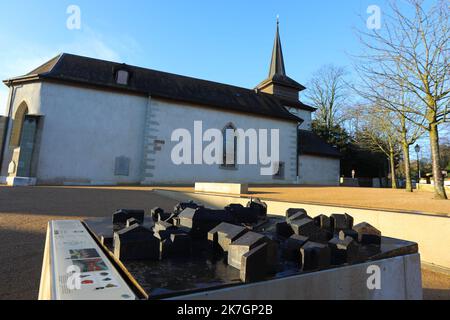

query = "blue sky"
[[0, 0, 444, 156], [0, 0, 388, 113]]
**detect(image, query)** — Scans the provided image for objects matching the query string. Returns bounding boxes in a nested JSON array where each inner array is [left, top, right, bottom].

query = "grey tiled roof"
[[298, 130, 341, 158], [4, 53, 304, 123]]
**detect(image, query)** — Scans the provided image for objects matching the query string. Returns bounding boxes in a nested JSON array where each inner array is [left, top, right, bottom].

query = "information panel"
[[50, 220, 136, 300]]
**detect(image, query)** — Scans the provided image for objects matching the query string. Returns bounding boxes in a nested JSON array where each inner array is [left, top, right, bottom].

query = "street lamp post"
[[414, 144, 421, 183]]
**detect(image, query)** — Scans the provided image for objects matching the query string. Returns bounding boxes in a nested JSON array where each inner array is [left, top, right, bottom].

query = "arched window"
[[10, 102, 28, 147], [222, 122, 237, 168]]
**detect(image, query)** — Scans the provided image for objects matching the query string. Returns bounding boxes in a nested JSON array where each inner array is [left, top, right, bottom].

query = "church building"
[[0, 23, 340, 186]]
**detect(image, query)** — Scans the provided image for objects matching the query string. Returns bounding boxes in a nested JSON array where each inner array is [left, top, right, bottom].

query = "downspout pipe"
[[296, 123, 301, 184]]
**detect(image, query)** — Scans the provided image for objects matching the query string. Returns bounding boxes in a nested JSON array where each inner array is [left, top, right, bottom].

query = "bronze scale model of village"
[[84, 199, 417, 298]]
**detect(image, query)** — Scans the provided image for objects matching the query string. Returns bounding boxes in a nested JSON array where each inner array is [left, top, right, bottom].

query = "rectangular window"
[[115, 156, 130, 176], [116, 70, 129, 85]]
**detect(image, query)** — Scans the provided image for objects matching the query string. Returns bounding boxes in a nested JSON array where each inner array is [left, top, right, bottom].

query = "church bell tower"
[[256, 18, 305, 102]]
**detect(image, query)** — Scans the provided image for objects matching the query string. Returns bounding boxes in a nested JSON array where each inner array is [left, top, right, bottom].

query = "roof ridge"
[[59, 53, 261, 94], [41, 53, 309, 115], [26, 53, 63, 76], [4, 52, 308, 123]]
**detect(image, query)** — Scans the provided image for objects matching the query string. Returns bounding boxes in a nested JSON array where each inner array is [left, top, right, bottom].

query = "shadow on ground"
[[0, 186, 179, 299], [0, 228, 45, 300], [423, 288, 450, 300], [0, 186, 178, 217]]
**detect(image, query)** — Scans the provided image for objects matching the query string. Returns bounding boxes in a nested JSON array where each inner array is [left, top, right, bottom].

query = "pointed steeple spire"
[[256, 17, 305, 100], [268, 16, 286, 78]]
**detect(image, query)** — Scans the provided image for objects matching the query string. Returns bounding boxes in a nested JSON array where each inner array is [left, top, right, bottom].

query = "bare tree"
[[387, 97, 424, 192], [354, 0, 449, 199], [306, 65, 349, 130], [395, 108, 424, 192], [352, 104, 401, 189], [354, 85, 424, 192]]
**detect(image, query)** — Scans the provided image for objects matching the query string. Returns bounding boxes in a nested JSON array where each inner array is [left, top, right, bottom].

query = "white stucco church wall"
[[288, 107, 311, 130], [298, 154, 340, 186], [37, 82, 148, 185], [143, 98, 298, 184], [0, 80, 343, 186], [1, 82, 299, 185]]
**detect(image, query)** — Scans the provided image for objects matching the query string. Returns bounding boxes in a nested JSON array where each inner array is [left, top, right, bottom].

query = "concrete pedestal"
[[174, 253, 423, 300], [40, 217, 423, 300], [195, 182, 248, 195], [6, 176, 37, 186]]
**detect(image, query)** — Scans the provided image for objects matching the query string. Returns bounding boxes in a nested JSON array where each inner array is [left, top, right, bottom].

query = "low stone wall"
[[417, 183, 450, 194], [154, 189, 450, 270]]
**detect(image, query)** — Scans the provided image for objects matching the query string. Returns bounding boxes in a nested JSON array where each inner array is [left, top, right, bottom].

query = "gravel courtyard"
[[156, 185, 450, 216], [0, 185, 448, 300]]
